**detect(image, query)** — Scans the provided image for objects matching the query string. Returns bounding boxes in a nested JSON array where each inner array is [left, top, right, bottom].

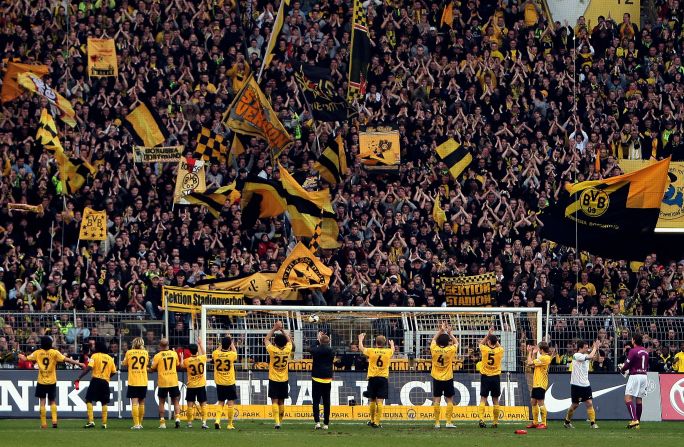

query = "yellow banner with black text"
[[435, 273, 497, 307], [162, 286, 245, 313]]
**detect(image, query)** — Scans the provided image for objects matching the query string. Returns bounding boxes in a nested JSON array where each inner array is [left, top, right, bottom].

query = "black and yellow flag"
[[436, 138, 472, 179], [186, 182, 240, 218], [441, 2, 454, 28], [37, 109, 63, 153], [194, 127, 227, 165], [258, 0, 293, 80], [79, 207, 107, 241], [271, 242, 332, 291], [1, 62, 49, 103], [432, 196, 447, 229], [347, 0, 371, 104], [540, 158, 671, 258], [314, 134, 346, 185], [123, 100, 168, 147], [294, 63, 347, 122], [279, 164, 339, 248], [239, 175, 288, 229], [359, 128, 400, 168]]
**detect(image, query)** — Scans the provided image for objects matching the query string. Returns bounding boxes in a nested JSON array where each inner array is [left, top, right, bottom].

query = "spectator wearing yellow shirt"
[[673, 343, 684, 373]]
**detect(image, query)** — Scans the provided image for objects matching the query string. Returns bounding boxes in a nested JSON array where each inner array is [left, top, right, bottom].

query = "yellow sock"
[[587, 407, 596, 424], [279, 404, 285, 422], [87, 402, 94, 424], [375, 402, 383, 425], [433, 402, 440, 424], [160, 417, 165, 424], [272, 403, 280, 425], [102, 406, 108, 425], [132, 404, 139, 426], [138, 404, 145, 425], [50, 403, 57, 424], [216, 404, 224, 424], [566, 407, 575, 421], [200, 403, 207, 423], [40, 405, 47, 427], [446, 403, 454, 423], [478, 402, 486, 421], [493, 405, 500, 424], [369, 402, 376, 423], [187, 403, 194, 423], [532, 405, 539, 425], [227, 405, 234, 426], [540, 405, 547, 425]]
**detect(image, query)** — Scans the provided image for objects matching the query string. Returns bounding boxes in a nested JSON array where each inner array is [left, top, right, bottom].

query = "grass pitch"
[[1, 419, 682, 447]]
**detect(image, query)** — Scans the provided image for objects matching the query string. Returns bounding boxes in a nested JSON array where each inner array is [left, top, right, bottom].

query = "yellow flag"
[[271, 242, 332, 291], [433, 197, 447, 229], [87, 38, 118, 77], [174, 158, 207, 204], [359, 129, 400, 167], [1, 62, 49, 103], [195, 272, 298, 300], [36, 109, 63, 153], [79, 208, 107, 241], [17, 72, 76, 127]]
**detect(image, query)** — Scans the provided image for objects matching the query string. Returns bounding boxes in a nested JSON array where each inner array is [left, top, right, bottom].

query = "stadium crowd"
[[1, 0, 684, 363]]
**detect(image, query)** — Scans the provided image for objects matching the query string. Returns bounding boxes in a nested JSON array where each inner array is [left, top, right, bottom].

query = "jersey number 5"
[[487, 352, 495, 366]]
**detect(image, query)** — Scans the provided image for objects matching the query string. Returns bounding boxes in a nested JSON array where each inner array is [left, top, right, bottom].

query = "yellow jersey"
[[674, 352, 684, 373], [479, 344, 504, 376], [123, 349, 149, 387], [26, 349, 66, 385], [184, 354, 207, 388], [151, 349, 179, 388], [532, 353, 551, 389], [430, 341, 457, 381], [90, 352, 117, 382], [363, 347, 393, 378], [267, 342, 292, 382], [212, 349, 238, 386]]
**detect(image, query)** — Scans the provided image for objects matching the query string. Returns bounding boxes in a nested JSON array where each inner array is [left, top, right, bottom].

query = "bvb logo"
[[282, 257, 324, 288], [182, 172, 200, 190], [579, 187, 609, 217]]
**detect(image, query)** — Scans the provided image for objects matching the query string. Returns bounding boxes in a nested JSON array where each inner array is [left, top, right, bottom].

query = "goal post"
[[197, 305, 542, 423]]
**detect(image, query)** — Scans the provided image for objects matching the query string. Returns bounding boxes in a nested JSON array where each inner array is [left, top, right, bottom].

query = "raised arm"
[[197, 337, 205, 356], [479, 327, 495, 346], [358, 333, 366, 351]]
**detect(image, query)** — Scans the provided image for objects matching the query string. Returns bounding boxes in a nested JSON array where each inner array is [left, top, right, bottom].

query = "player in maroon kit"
[[620, 333, 649, 429]]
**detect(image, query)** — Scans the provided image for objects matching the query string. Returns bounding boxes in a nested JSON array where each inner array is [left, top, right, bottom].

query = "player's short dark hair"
[[221, 336, 232, 349], [274, 332, 288, 348], [577, 340, 589, 350], [487, 334, 498, 346], [319, 334, 330, 345], [95, 340, 108, 354], [40, 336, 52, 350], [188, 344, 198, 355], [436, 333, 450, 347], [538, 341, 550, 353], [633, 333, 643, 346]]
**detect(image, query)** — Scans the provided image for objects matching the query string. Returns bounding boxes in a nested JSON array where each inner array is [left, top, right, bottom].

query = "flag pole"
[[258, 0, 285, 83]]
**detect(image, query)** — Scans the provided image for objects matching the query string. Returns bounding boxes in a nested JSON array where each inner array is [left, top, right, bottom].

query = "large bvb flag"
[[347, 0, 371, 104], [294, 64, 347, 121], [540, 158, 671, 258]]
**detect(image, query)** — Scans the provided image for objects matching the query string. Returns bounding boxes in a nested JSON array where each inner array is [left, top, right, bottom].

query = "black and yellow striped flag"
[[239, 175, 288, 229], [123, 100, 168, 147], [436, 138, 472, 179], [194, 127, 227, 165], [347, 0, 371, 104], [314, 134, 346, 185], [36, 108, 63, 153], [186, 182, 240, 218]]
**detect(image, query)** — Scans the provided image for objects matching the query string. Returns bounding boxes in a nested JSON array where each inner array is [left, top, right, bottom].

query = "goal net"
[[195, 306, 542, 423]]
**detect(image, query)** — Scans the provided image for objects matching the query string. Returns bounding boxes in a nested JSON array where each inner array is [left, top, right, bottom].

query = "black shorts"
[[216, 384, 238, 402], [433, 379, 455, 398], [531, 387, 546, 400], [157, 386, 181, 400], [366, 377, 389, 400], [480, 374, 501, 398], [570, 385, 593, 403], [186, 386, 207, 403], [35, 383, 56, 401], [126, 385, 148, 400], [268, 380, 289, 400], [86, 378, 111, 404]]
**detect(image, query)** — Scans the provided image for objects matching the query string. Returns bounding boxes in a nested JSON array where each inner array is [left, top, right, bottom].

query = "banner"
[[123, 101, 168, 148], [87, 38, 118, 77], [294, 64, 347, 121], [132, 145, 183, 163], [17, 72, 76, 127], [435, 273, 496, 306], [659, 374, 684, 420], [347, 0, 371, 103], [162, 285, 245, 313], [78, 208, 107, 241], [224, 75, 292, 158], [174, 158, 206, 204], [271, 242, 332, 291], [195, 272, 298, 300], [1, 62, 49, 103], [359, 128, 400, 169], [620, 160, 684, 231], [0, 370, 528, 419]]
